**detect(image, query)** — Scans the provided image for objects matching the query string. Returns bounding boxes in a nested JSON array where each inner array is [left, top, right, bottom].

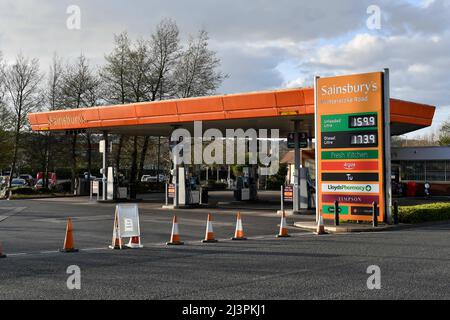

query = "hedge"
[[398, 202, 450, 224]]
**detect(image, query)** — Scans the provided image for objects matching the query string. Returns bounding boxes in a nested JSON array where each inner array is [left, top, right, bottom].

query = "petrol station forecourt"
[[2, 71, 449, 300], [27, 71, 435, 216]]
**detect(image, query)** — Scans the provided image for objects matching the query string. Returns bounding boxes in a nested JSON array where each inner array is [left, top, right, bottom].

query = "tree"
[[61, 54, 98, 192], [137, 19, 181, 182], [42, 54, 64, 188], [0, 56, 14, 173], [438, 119, 450, 146], [101, 32, 133, 175], [1, 54, 43, 186], [173, 30, 226, 98], [83, 69, 102, 188]]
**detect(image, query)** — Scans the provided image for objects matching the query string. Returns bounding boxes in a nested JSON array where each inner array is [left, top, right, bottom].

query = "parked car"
[[10, 178, 27, 188], [141, 174, 166, 182], [0, 176, 9, 185], [35, 172, 57, 189], [83, 172, 99, 180], [19, 174, 34, 186]]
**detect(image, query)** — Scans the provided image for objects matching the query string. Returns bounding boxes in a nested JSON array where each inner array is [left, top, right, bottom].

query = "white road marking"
[[33, 215, 113, 224], [5, 253, 28, 257], [0, 207, 27, 222], [1, 230, 396, 259], [1, 232, 317, 257]]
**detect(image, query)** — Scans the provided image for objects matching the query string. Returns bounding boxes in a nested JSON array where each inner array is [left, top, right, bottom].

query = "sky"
[[0, 0, 449, 138]]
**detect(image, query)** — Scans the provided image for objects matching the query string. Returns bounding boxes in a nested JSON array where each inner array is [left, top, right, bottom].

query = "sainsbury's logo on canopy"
[[320, 81, 378, 96]]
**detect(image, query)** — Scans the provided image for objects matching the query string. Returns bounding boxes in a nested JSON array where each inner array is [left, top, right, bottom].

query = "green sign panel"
[[322, 205, 349, 215], [322, 150, 378, 160], [321, 112, 377, 132]]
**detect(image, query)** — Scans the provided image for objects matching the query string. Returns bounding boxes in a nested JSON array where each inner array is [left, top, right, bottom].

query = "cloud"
[[0, 0, 449, 136], [285, 31, 450, 107]]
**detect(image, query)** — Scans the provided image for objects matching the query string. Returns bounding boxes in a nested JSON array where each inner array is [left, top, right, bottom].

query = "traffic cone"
[[202, 214, 218, 243], [109, 214, 123, 249], [60, 218, 79, 253], [277, 211, 291, 238], [109, 235, 122, 249], [316, 215, 327, 235], [126, 236, 143, 249], [232, 212, 247, 240], [0, 242, 6, 258], [167, 216, 184, 245]]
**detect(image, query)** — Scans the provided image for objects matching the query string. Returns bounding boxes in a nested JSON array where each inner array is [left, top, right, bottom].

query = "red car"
[[35, 172, 57, 189]]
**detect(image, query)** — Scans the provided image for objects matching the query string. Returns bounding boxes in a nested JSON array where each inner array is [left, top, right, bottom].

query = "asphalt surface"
[[0, 196, 449, 300]]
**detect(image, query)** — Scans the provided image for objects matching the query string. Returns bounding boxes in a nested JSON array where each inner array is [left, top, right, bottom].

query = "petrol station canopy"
[[28, 87, 435, 137]]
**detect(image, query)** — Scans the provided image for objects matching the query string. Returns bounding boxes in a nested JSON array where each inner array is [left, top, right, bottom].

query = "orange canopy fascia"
[[28, 87, 435, 133]]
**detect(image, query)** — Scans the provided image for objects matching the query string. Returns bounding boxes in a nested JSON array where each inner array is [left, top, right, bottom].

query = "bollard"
[[334, 200, 339, 226], [393, 201, 399, 225], [372, 202, 378, 227]]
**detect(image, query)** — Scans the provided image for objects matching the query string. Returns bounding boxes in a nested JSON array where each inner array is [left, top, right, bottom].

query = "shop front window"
[[401, 161, 425, 181], [426, 161, 446, 182]]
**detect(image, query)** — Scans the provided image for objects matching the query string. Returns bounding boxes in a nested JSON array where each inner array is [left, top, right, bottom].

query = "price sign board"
[[168, 183, 176, 198], [315, 72, 387, 222], [283, 185, 293, 202], [287, 132, 308, 149]]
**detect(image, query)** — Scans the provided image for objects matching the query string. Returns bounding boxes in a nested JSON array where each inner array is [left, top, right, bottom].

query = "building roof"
[[28, 87, 435, 136], [391, 146, 450, 161]]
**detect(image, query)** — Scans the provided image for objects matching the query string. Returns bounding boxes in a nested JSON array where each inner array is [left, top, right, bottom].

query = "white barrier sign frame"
[[109, 204, 142, 249]]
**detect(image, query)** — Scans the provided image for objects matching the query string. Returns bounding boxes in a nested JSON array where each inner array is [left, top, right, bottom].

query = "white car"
[[141, 174, 166, 182], [141, 175, 152, 182], [11, 178, 27, 187]]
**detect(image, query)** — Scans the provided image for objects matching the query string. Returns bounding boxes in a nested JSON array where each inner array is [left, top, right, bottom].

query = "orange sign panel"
[[315, 72, 386, 222]]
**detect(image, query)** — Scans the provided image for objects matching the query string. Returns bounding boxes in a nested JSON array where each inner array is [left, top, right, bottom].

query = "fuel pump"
[[177, 166, 201, 206], [234, 166, 258, 201]]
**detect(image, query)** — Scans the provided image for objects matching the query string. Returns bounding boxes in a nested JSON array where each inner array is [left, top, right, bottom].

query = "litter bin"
[[405, 181, 417, 197], [201, 188, 208, 204], [74, 178, 90, 196]]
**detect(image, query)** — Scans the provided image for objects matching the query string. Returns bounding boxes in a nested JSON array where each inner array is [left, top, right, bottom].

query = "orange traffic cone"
[[167, 216, 184, 245], [126, 236, 143, 249], [316, 215, 327, 235], [60, 218, 79, 253], [109, 235, 122, 249], [232, 212, 247, 240], [202, 214, 218, 243], [277, 211, 291, 238], [109, 214, 123, 249], [0, 242, 6, 258]]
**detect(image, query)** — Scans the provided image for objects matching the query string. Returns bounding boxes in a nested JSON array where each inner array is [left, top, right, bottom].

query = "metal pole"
[[313, 75, 320, 222], [383, 69, 392, 224], [173, 153, 178, 208], [334, 200, 339, 226], [280, 185, 284, 214], [293, 121, 301, 213], [393, 201, 399, 225], [373, 202, 378, 227], [102, 131, 108, 201]]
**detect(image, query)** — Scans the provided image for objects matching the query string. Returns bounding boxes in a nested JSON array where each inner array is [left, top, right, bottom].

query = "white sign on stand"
[[92, 180, 99, 194], [90, 180, 100, 201], [107, 166, 114, 200], [99, 140, 105, 153], [109, 204, 143, 249]]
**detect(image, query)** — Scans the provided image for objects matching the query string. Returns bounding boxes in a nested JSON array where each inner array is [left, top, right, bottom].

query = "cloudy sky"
[[1, 0, 449, 137]]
